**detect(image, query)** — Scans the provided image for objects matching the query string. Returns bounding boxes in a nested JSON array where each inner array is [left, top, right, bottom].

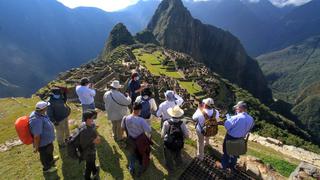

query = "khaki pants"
[[111, 120, 123, 141], [55, 118, 70, 145], [196, 130, 210, 160]]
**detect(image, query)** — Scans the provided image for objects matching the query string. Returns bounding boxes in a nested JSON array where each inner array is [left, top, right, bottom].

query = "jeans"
[[221, 134, 239, 170], [39, 143, 54, 171], [55, 118, 70, 145], [82, 103, 95, 121], [127, 138, 139, 172], [164, 147, 182, 170], [84, 155, 98, 180]]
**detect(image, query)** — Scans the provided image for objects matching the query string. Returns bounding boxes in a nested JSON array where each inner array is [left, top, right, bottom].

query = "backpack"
[[66, 126, 87, 160], [15, 116, 33, 145], [164, 121, 184, 151], [139, 97, 151, 119], [200, 109, 218, 137]]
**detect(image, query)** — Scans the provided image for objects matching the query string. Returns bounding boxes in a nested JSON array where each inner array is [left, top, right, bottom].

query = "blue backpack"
[[139, 97, 151, 119]]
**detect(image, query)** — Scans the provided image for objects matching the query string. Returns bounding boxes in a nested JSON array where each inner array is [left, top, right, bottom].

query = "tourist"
[[161, 105, 189, 171], [121, 102, 152, 177], [47, 87, 71, 148], [80, 110, 101, 180], [156, 90, 183, 128], [76, 77, 96, 121], [104, 80, 131, 141], [29, 101, 58, 173], [128, 72, 147, 105], [135, 88, 157, 125], [220, 101, 254, 171], [192, 98, 220, 160]]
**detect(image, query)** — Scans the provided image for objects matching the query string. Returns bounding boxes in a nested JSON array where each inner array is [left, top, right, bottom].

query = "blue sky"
[[56, 0, 312, 12]]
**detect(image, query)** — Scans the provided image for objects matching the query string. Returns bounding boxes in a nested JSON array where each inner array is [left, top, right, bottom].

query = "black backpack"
[[164, 121, 184, 151], [66, 126, 87, 160]]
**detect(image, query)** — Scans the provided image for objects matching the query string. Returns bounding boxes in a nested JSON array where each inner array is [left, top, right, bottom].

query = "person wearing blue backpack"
[[135, 88, 157, 125]]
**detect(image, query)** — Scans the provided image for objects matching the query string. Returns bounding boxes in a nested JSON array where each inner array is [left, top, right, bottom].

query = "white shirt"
[[76, 85, 96, 105], [135, 96, 158, 112], [156, 94, 184, 120], [192, 108, 220, 133]]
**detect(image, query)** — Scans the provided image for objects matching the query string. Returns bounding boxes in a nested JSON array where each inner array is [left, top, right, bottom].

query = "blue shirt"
[[128, 80, 141, 101], [224, 112, 254, 138], [29, 111, 55, 147], [121, 115, 151, 139]]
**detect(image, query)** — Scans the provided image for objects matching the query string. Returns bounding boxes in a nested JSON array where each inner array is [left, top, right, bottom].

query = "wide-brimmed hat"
[[167, 105, 184, 118], [233, 101, 247, 109], [202, 98, 214, 107], [35, 101, 50, 110], [110, 80, 123, 89]]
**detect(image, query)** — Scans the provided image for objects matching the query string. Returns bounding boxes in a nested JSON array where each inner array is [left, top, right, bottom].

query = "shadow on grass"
[[97, 135, 124, 179], [43, 171, 60, 180], [59, 146, 85, 179], [150, 126, 193, 179]]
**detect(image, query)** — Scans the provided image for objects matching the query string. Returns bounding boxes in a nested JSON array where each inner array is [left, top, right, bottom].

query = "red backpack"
[[15, 116, 33, 145]]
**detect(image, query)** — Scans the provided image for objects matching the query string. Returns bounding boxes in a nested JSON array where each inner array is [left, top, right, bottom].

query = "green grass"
[[133, 49, 204, 97], [0, 98, 194, 179], [0, 97, 301, 179], [248, 149, 297, 177]]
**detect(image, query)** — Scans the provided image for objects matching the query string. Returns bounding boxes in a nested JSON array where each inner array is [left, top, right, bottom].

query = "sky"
[[56, 0, 312, 12]]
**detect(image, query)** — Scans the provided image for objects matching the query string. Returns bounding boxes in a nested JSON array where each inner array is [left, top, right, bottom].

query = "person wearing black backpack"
[[161, 105, 189, 172], [135, 88, 157, 125]]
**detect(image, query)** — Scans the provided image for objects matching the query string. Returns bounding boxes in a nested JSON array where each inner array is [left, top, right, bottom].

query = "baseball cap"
[[36, 101, 50, 110]]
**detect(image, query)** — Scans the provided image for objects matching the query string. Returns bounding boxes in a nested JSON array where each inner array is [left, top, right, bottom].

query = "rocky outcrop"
[[134, 30, 159, 45], [250, 134, 320, 167], [147, 0, 272, 104], [101, 23, 135, 56], [289, 162, 320, 180]]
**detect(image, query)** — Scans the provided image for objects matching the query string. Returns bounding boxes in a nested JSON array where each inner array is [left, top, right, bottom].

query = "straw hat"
[[110, 80, 123, 89], [167, 105, 184, 118]]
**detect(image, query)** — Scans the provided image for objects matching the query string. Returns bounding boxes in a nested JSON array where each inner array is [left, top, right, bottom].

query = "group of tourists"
[[27, 72, 254, 179]]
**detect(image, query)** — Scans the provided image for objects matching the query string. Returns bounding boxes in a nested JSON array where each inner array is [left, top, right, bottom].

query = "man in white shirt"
[[76, 78, 96, 121], [192, 98, 220, 160], [104, 80, 131, 141], [156, 90, 183, 128], [135, 88, 157, 126]]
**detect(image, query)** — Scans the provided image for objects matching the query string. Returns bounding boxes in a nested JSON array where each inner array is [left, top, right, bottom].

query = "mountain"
[[36, 22, 320, 154], [147, 0, 272, 103], [0, 0, 152, 98], [257, 36, 320, 103], [272, 0, 320, 51], [257, 36, 320, 143]]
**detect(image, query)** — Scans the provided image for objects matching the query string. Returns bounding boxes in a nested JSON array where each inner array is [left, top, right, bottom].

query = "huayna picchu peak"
[[147, 0, 272, 104]]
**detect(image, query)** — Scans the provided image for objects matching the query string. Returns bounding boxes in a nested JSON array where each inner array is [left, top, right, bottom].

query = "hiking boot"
[[43, 166, 57, 173]]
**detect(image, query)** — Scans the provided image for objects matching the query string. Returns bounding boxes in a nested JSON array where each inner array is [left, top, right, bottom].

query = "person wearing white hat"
[[192, 98, 220, 160], [29, 101, 59, 173], [161, 105, 189, 171], [104, 80, 132, 141], [156, 90, 184, 129]]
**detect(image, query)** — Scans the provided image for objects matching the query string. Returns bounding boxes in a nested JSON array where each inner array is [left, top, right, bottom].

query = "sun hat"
[[202, 98, 214, 107], [167, 105, 184, 118], [110, 80, 123, 89]]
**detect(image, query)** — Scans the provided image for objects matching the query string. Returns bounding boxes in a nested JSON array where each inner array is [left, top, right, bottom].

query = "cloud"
[[56, 0, 139, 12], [268, 0, 312, 7]]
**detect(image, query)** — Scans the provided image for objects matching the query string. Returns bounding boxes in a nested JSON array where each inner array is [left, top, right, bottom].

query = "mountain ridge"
[[147, 0, 272, 103]]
